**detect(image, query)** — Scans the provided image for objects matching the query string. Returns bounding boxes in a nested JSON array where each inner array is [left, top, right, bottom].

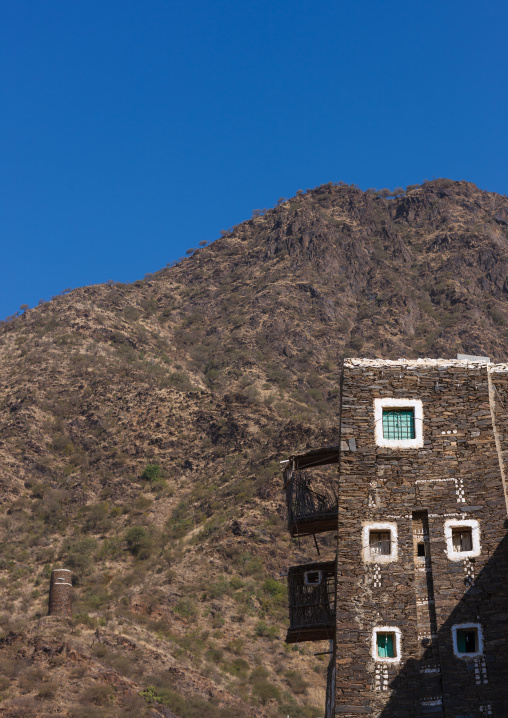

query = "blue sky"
[[1, 1, 507, 319]]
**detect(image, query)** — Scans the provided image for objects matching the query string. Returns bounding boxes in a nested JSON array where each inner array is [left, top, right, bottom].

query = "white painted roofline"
[[344, 357, 508, 370]]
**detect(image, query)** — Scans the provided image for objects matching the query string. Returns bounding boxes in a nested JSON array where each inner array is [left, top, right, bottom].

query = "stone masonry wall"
[[335, 359, 508, 718], [489, 366, 508, 514], [48, 568, 72, 617]]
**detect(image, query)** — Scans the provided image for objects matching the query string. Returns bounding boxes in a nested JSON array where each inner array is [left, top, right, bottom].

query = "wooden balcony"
[[285, 560, 336, 643], [283, 447, 338, 537]]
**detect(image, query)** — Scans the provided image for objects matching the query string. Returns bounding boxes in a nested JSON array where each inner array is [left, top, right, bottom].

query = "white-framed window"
[[374, 398, 423, 449], [372, 626, 402, 663], [452, 623, 484, 658], [304, 570, 322, 586], [444, 520, 481, 561], [362, 522, 398, 564]]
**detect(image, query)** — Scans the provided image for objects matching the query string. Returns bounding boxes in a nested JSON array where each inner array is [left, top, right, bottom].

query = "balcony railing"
[[286, 560, 336, 643], [283, 446, 339, 537], [369, 540, 391, 556]]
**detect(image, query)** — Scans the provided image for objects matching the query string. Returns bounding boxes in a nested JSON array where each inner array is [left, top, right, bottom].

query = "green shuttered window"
[[456, 629, 477, 654], [382, 409, 415, 440], [377, 632, 395, 658]]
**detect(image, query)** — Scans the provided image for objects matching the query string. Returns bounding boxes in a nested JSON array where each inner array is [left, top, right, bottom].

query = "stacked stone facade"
[[48, 568, 72, 617], [335, 358, 508, 717]]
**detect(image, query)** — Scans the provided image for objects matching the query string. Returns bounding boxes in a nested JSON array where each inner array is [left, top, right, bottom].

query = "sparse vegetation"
[[140, 462, 162, 483], [125, 526, 153, 559]]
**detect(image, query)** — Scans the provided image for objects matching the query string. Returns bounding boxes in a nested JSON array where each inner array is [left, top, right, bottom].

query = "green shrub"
[[81, 503, 111, 533], [230, 575, 244, 590], [249, 665, 269, 682], [280, 705, 322, 718], [226, 638, 244, 654], [0, 675, 9, 690], [174, 599, 197, 618], [349, 334, 364, 351], [262, 578, 285, 597], [285, 669, 308, 694], [82, 587, 111, 610], [81, 684, 114, 706], [65, 537, 97, 582], [141, 463, 162, 483], [206, 576, 231, 599], [73, 612, 97, 628], [255, 621, 278, 639], [124, 306, 141, 321], [205, 647, 223, 663], [224, 658, 249, 677], [252, 680, 282, 704], [491, 309, 506, 326], [34, 488, 68, 529], [237, 553, 263, 577], [125, 526, 153, 559]]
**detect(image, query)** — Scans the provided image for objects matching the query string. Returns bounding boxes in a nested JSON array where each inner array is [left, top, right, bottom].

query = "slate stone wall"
[[335, 360, 508, 718], [48, 568, 72, 617]]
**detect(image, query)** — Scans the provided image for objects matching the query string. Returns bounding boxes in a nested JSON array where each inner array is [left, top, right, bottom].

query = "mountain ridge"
[[0, 178, 507, 717]]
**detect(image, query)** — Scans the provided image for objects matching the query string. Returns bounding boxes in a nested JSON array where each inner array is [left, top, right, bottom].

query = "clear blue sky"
[[1, 1, 507, 319]]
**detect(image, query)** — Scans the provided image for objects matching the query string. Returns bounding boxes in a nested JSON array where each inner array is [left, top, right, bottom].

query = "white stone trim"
[[344, 357, 508, 370], [444, 519, 481, 561], [362, 522, 398, 564], [374, 398, 423, 449], [372, 626, 402, 663], [451, 622, 484, 658]]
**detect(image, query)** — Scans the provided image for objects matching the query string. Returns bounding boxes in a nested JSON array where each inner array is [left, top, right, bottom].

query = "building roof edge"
[[344, 357, 508, 371]]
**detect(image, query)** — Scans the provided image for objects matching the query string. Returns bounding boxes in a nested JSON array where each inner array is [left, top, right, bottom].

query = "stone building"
[[282, 357, 508, 717], [48, 568, 72, 616]]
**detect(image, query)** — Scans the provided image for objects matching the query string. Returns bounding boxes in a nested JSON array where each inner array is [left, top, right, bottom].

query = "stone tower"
[[282, 357, 508, 717], [48, 568, 72, 617]]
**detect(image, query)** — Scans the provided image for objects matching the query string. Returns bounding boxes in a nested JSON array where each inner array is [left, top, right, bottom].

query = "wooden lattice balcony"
[[283, 447, 338, 537], [285, 560, 336, 643]]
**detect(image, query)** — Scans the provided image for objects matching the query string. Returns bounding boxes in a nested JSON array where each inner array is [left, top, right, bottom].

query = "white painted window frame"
[[362, 522, 398, 564], [304, 570, 322, 586], [374, 398, 424, 449], [372, 626, 402, 663], [451, 622, 484, 658], [444, 519, 481, 561]]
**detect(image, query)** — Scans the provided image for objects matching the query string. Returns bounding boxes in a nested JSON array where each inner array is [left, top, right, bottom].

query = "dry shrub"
[[1, 695, 39, 717], [36, 681, 58, 699], [80, 683, 114, 706], [69, 707, 105, 718], [0, 650, 24, 679], [285, 669, 308, 694], [0, 675, 10, 691], [18, 666, 44, 692]]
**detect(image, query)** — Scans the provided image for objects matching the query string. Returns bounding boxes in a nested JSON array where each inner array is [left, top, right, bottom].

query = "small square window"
[[370, 531, 391, 556], [363, 523, 397, 564], [372, 627, 401, 662], [452, 528, 473, 553], [377, 632, 396, 658], [417, 542, 426, 558], [304, 570, 322, 586], [445, 520, 480, 561], [452, 623, 483, 658], [382, 409, 415, 441], [374, 399, 423, 449]]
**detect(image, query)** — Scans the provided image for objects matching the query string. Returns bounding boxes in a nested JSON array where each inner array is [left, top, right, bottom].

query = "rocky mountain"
[[0, 178, 507, 717]]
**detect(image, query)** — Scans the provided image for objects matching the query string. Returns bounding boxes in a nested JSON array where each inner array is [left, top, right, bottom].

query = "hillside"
[[1, 178, 507, 718]]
